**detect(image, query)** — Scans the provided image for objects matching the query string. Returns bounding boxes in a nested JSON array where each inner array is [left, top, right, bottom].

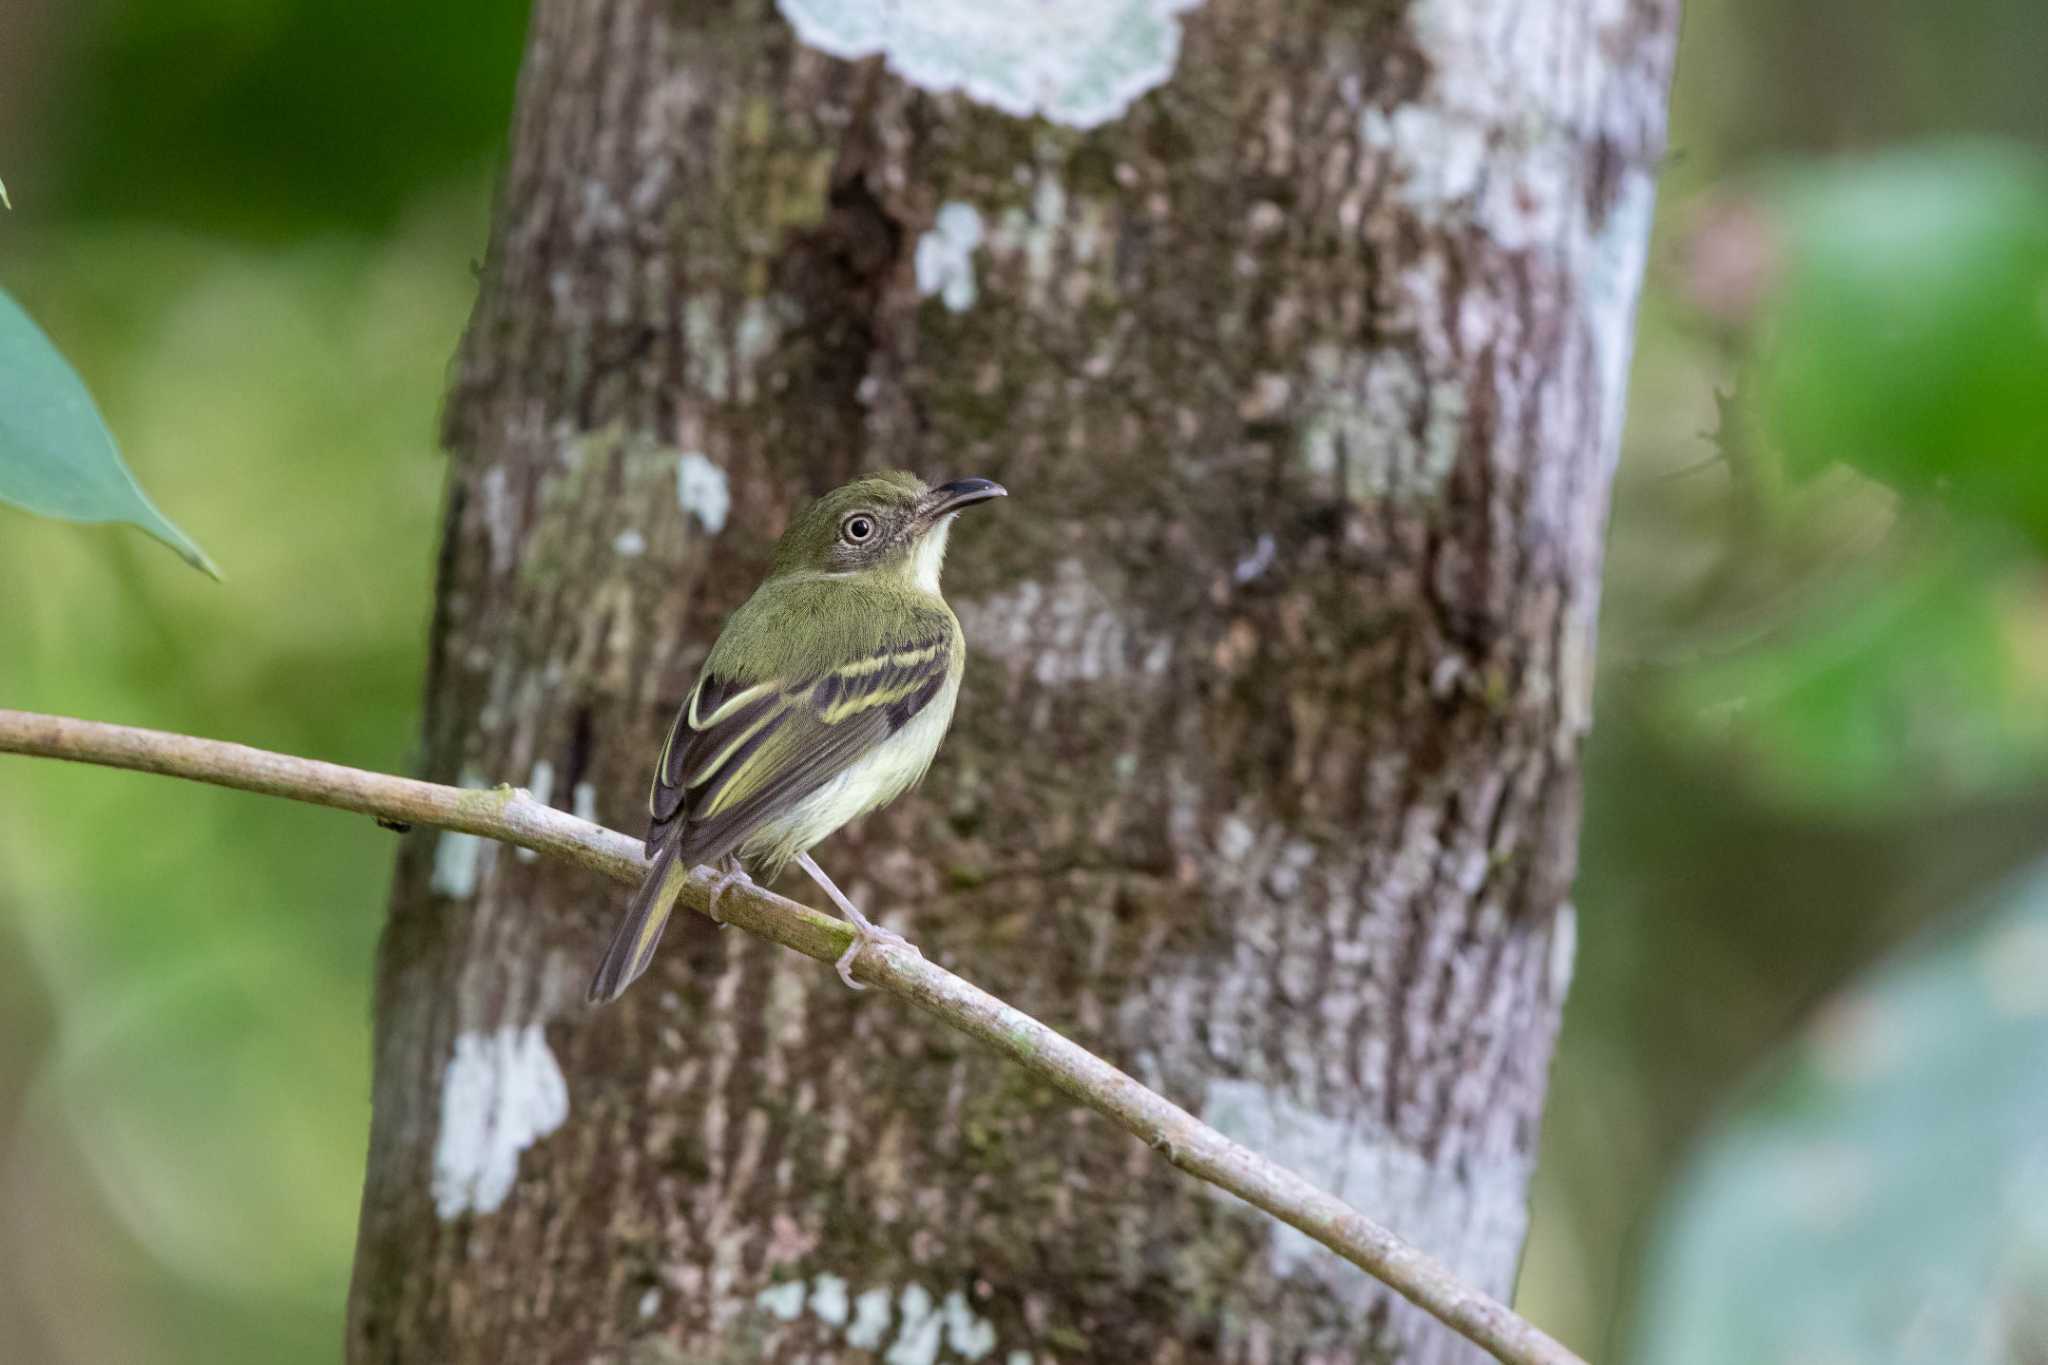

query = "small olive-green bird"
[[587, 471, 1006, 1005]]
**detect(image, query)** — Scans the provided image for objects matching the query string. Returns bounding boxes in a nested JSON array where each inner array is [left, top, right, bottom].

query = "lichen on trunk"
[[346, 0, 1678, 1361]]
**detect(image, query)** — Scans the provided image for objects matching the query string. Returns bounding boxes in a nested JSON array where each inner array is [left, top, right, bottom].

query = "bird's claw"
[[705, 866, 752, 927], [834, 923, 919, 990]]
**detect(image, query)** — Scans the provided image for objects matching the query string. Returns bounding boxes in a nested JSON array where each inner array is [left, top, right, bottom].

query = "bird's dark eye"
[[841, 513, 877, 544]]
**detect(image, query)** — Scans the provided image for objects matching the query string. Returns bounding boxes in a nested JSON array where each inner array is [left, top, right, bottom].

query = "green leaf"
[[1756, 141, 2048, 549], [1633, 862, 2048, 1365], [0, 285, 220, 578]]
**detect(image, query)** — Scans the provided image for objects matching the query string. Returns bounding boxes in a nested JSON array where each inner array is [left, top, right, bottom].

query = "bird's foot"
[[705, 863, 753, 927], [833, 920, 920, 991], [793, 851, 921, 990]]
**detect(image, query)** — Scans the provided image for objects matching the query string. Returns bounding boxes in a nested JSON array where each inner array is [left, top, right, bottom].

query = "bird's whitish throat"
[[587, 471, 1007, 1004]]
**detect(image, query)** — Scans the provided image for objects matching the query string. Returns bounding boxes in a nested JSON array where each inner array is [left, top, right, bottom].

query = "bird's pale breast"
[[736, 620, 965, 875]]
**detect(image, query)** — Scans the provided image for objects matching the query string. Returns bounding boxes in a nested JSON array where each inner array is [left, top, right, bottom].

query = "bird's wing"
[[645, 625, 954, 867]]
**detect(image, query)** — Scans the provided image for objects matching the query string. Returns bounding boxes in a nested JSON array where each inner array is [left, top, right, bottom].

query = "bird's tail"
[[587, 842, 687, 1006]]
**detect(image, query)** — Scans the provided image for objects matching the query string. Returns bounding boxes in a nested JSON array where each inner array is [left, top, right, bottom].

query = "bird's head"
[[771, 471, 1006, 589]]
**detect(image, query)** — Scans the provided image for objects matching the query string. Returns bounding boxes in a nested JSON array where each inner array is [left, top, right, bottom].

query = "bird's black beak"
[[921, 478, 1007, 520]]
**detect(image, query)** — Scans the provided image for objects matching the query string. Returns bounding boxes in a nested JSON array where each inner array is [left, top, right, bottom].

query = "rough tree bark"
[[345, 1, 1677, 1362]]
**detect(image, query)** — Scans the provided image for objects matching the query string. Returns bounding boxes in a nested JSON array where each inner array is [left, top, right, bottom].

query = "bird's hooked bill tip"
[[925, 478, 1007, 516]]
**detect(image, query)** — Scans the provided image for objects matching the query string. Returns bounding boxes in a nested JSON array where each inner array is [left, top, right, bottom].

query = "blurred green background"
[[2, 1, 2045, 1361]]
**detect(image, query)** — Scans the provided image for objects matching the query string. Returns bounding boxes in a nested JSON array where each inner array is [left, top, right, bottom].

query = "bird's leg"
[[796, 851, 919, 990], [704, 855, 753, 927]]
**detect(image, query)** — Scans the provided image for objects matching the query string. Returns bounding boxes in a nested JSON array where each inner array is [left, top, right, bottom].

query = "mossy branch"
[[0, 706, 1584, 1365]]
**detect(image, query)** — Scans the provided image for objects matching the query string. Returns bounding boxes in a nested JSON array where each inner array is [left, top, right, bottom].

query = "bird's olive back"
[[770, 471, 931, 576]]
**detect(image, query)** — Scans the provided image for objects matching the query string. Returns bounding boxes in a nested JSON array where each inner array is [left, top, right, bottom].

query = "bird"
[[586, 471, 1006, 1005]]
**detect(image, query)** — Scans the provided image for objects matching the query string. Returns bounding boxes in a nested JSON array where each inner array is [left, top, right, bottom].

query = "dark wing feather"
[[645, 678, 781, 848], [644, 630, 953, 870]]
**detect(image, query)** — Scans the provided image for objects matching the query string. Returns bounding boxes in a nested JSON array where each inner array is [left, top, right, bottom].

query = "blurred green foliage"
[[1609, 141, 2048, 820], [1599, 137, 2048, 1360], [3, 0, 2048, 1362], [0, 204, 482, 1359], [1653, 541, 2048, 814], [1635, 860, 2048, 1364], [42, 0, 524, 238], [1, 6, 494, 1336], [1759, 144, 2048, 549], [1520, 0, 2048, 1355]]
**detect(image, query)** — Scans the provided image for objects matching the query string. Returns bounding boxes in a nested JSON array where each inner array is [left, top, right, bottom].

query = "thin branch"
[[0, 707, 1585, 1365]]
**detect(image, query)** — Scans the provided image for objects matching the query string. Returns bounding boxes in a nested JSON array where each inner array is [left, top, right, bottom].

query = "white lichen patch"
[[1296, 345, 1463, 503], [974, 172, 1076, 310], [809, 1272, 851, 1326], [1028, 176, 1068, 291], [517, 760, 557, 863], [1358, 101, 1575, 252], [755, 1275, 1004, 1361], [958, 558, 1171, 687], [676, 451, 731, 534], [685, 294, 786, 403], [1581, 172, 1658, 461], [733, 298, 782, 398], [1556, 596, 1598, 757], [1232, 532, 1278, 584], [431, 1023, 569, 1219], [846, 1286, 894, 1350], [1346, 0, 1663, 259], [886, 1282, 945, 1365], [915, 201, 986, 313], [684, 298, 722, 397], [1358, 104, 1487, 222], [755, 1280, 809, 1322], [941, 1289, 997, 1359], [1199, 1078, 1531, 1293], [1548, 903, 1578, 1002], [479, 464, 516, 576], [776, 0, 1206, 130], [1412, 0, 1637, 136], [431, 828, 487, 896], [430, 766, 494, 896]]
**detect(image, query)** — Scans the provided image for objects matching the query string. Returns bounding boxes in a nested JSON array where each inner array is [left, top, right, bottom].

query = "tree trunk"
[[345, 1, 1677, 1361]]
